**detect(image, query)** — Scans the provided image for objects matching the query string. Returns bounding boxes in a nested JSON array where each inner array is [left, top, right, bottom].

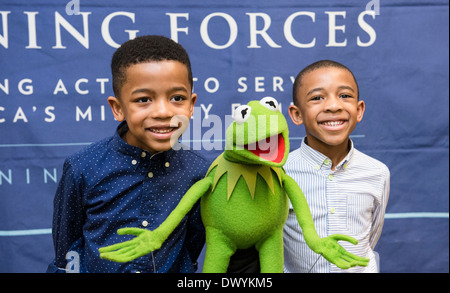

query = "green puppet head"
[[224, 97, 289, 167]]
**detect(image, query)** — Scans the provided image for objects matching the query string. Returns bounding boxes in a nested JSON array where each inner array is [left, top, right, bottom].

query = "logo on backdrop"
[[0, 1, 378, 50], [0, 1, 380, 186]]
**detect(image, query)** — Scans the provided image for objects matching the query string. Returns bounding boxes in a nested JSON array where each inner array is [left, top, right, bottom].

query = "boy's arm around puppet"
[[98, 176, 213, 263], [100, 171, 369, 269]]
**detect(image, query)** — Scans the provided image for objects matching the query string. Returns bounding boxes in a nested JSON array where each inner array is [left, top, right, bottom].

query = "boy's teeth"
[[149, 128, 173, 133], [322, 121, 344, 127]]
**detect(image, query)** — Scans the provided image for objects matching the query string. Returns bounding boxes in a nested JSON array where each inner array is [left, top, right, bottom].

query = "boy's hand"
[[314, 234, 370, 269], [99, 228, 162, 263]]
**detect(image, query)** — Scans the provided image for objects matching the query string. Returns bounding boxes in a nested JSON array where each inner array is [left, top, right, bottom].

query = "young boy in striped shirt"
[[283, 60, 390, 273]]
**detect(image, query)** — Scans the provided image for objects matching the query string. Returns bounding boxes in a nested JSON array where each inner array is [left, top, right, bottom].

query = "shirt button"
[[147, 172, 153, 178], [328, 174, 334, 181], [164, 162, 170, 168], [131, 159, 137, 165], [324, 159, 330, 165], [141, 152, 147, 158], [142, 220, 148, 227], [330, 208, 336, 214]]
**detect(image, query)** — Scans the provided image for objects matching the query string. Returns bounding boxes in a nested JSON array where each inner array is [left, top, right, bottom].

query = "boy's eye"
[[136, 97, 150, 103], [171, 95, 186, 102], [340, 94, 352, 99], [311, 96, 323, 101]]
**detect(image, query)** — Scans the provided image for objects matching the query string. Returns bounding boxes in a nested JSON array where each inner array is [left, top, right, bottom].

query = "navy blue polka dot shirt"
[[47, 122, 209, 273]]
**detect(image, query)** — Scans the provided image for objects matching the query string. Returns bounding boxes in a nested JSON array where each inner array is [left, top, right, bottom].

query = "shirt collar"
[[300, 137, 354, 171]]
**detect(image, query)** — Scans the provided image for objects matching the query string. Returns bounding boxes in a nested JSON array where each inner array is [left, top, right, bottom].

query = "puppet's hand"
[[98, 228, 162, 263], [314, 234, 369, 269]]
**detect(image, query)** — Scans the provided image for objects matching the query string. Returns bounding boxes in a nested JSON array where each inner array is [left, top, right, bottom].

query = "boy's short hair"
[[111, 35, 193, 97], [292, 60, 359, 105]]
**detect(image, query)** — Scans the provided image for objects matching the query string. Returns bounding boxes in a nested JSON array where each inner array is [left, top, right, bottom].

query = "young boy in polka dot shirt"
[[47, 35, 209, 273]]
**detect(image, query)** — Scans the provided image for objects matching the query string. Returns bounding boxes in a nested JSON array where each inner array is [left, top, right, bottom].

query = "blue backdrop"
[[0, 0, 448, 273]]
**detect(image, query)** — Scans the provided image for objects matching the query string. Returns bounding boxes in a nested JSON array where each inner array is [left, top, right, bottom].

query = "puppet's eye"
[[233, 105, 252, 124], [260, 96, 280, 112]]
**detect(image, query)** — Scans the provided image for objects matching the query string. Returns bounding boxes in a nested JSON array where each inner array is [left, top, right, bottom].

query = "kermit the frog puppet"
[[99, 97, 369, 273]]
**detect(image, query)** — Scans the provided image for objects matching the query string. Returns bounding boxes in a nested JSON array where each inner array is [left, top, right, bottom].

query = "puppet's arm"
[[99, 177, 212, 263], [281, 173, 369, 269]]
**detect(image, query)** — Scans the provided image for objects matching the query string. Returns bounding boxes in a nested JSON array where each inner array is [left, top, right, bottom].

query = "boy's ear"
[[107, 96, 125, 122], [356, 100, 365, 122], [288, 104, 304, 125], [189, 93, 198, 117]]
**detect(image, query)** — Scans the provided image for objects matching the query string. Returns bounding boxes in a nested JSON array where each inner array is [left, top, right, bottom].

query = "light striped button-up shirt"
[[283, 138, 390, 273]]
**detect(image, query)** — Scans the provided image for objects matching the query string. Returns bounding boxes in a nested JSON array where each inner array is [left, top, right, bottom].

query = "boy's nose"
[[152, 99, 174, 118], [324, 95, 343, 112]]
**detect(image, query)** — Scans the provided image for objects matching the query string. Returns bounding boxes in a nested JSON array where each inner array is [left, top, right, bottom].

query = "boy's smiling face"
[[289, 67, 365, 153], [108, 60, 197, 154]]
